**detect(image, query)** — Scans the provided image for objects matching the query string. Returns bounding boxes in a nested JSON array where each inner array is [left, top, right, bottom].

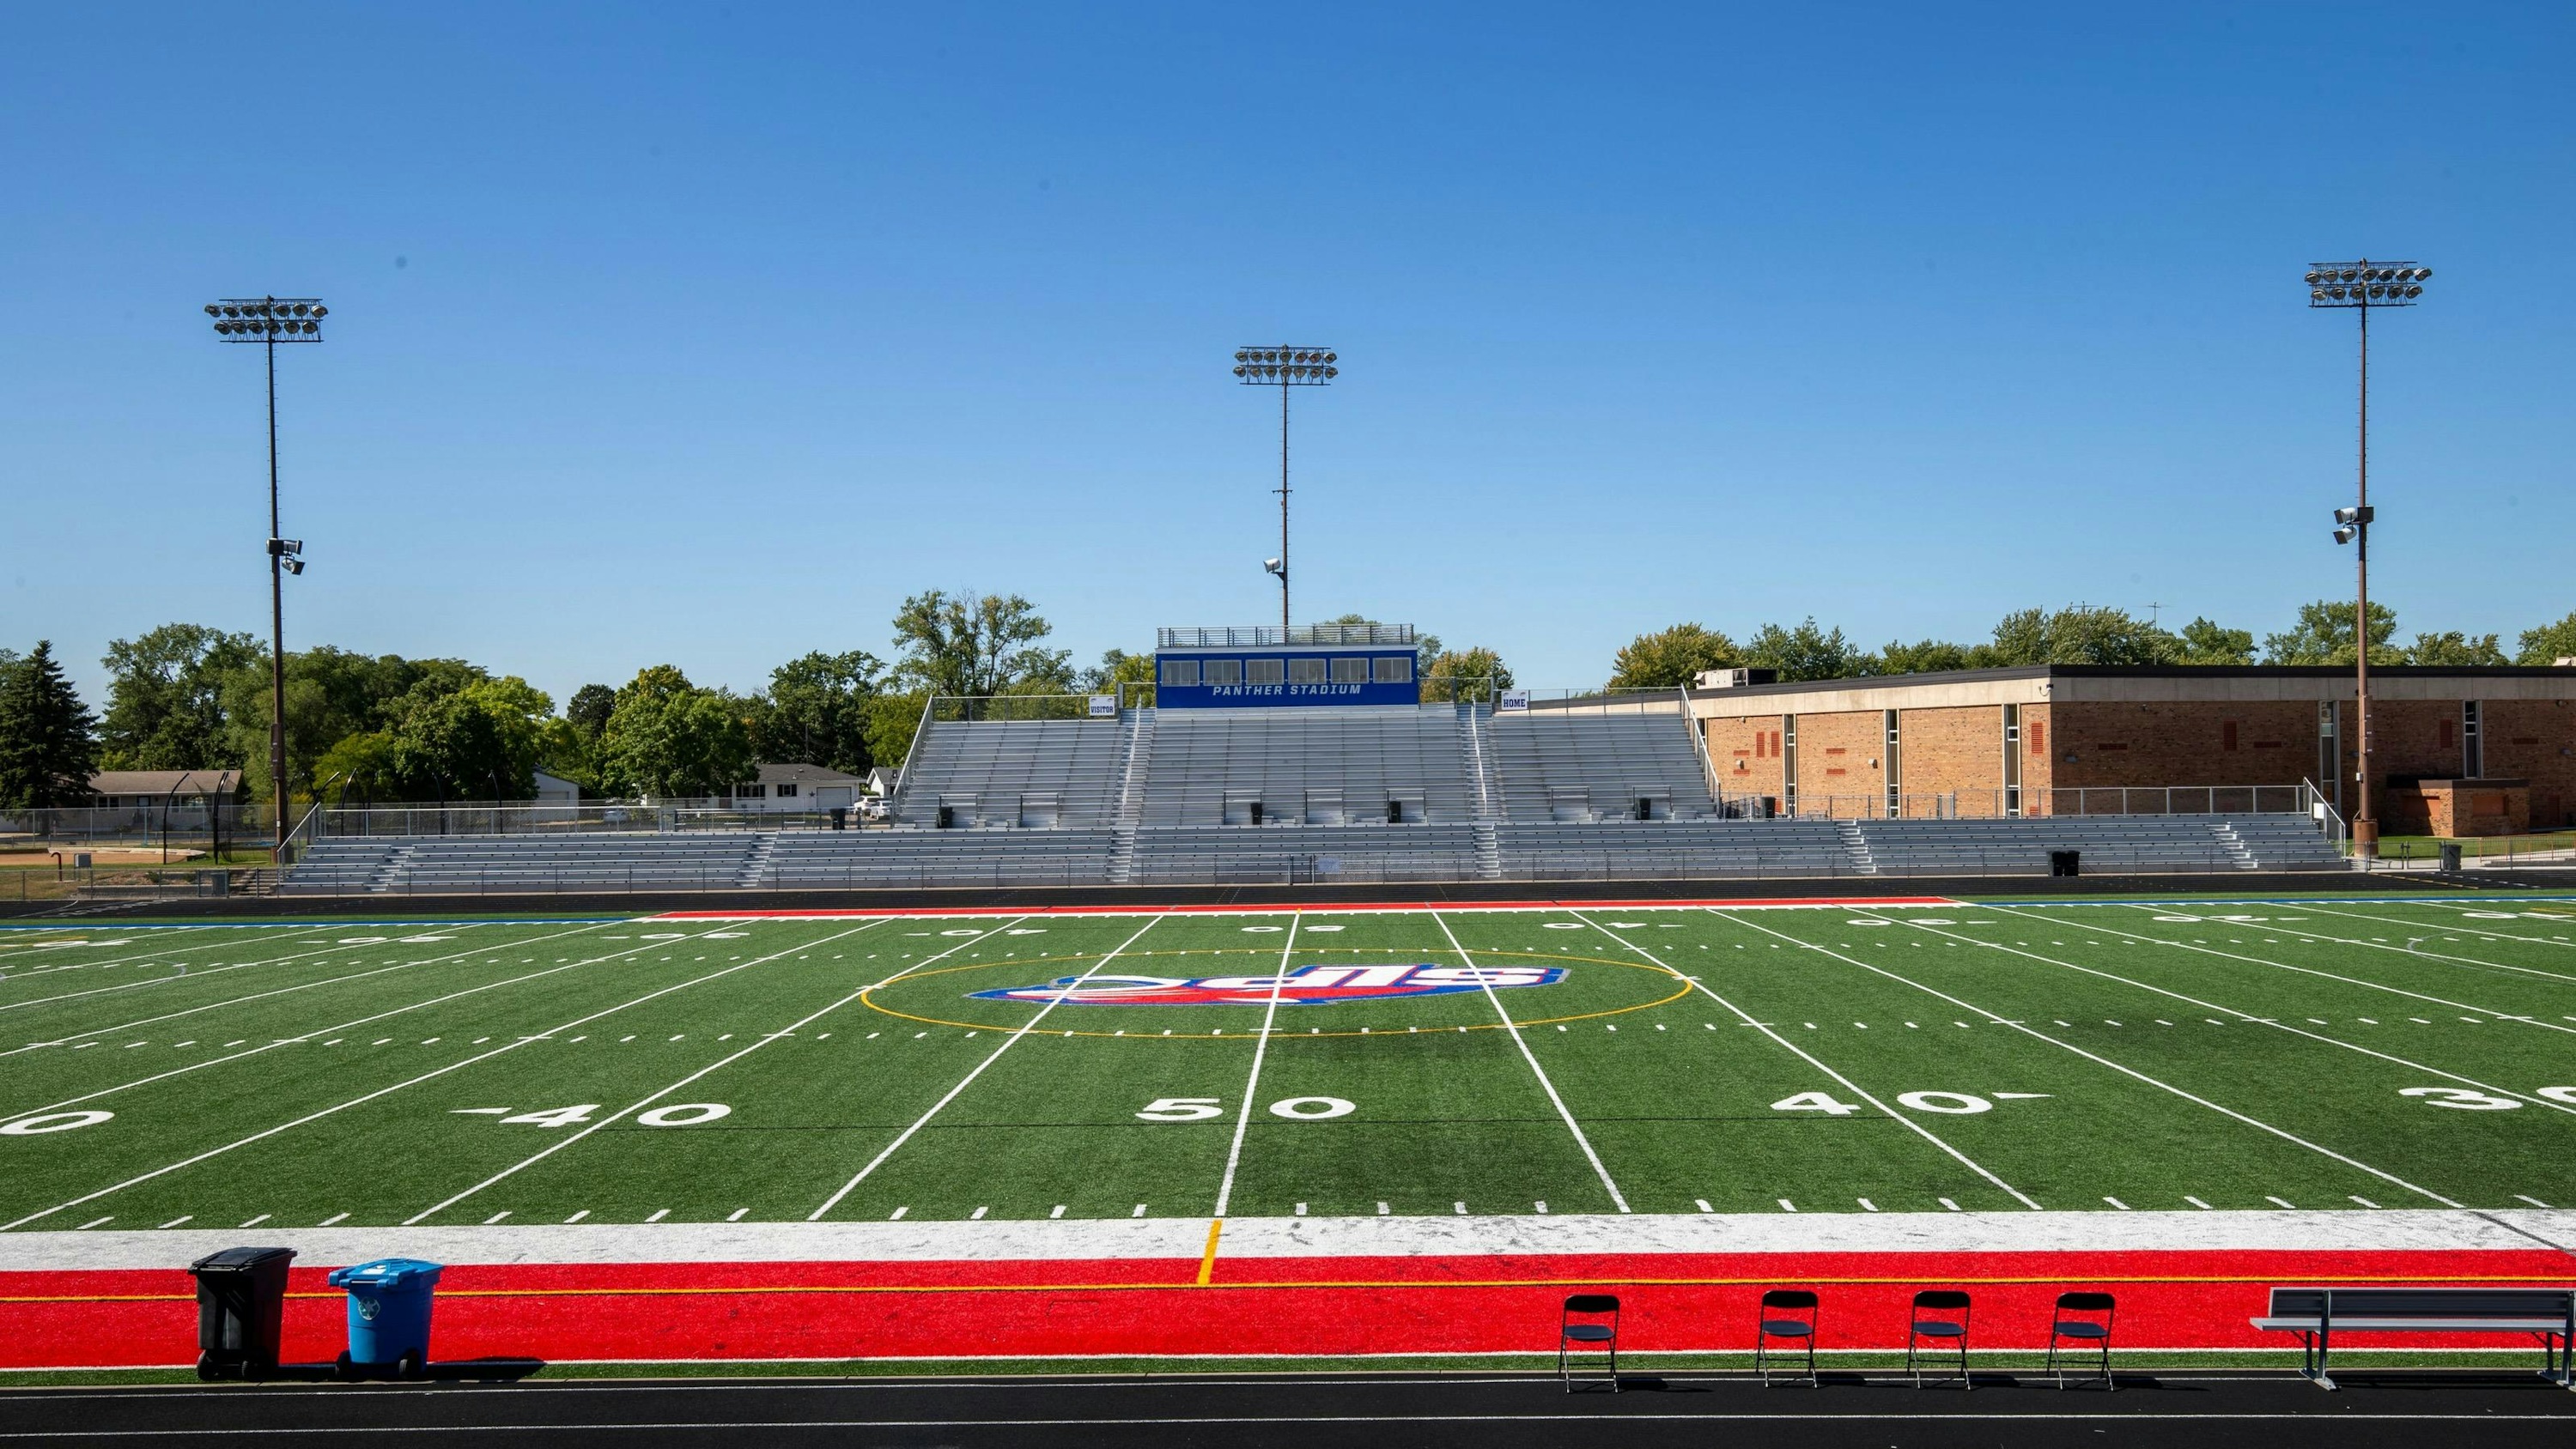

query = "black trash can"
[[2438, 842, 2464, 873], [829, 806, 848, 831], [189, 1246, 296, 1380], [2050, 849, 2081, 878], [1249, 801, 1264, 825], [935, 804, 954, 828]]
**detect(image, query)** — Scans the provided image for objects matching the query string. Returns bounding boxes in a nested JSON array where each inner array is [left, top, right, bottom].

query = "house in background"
[[730, 763, 862, 814], [88, 771, 243, 828], [865, 767, 900, 797], [532, 769, 580, 821]]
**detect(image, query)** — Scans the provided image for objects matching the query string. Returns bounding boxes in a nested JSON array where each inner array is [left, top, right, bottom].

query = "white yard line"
[[1433, 912, 1632, 1213], [0, 925, 715, 1125], [1592, 911, 2039, 1211], [1750, 909, 2464, 1208], [403, 920, 900, 1225], [0, 923, 885, 1234], [1893, 911, 2576, 1119], [0, 922, 316, 970], [806, 916, 1157, 1222], [2329, 900, 2576, 950], [0, 925, 368, 1017], [2146, 901, 2576, 992], [0, 922, 616, 1061], [1210, 913, 1301, 1220]]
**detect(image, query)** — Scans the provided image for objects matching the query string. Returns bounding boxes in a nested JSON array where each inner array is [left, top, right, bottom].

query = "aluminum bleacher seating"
[[1485, 707, 1719, 821], [890, 718, 1126, 828], [1133, 706, 1478, 826], [1491, 819, 1850, 880]]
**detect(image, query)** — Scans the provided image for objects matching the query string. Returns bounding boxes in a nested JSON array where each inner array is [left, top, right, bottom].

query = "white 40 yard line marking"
[[807, 915, 1163, 1222], [0, 925, 712, 1125], [1577, 911, 2040, 1211], [1210, 912, 1300, 1221], [0, 922, 887, 1234], [1434, 912, 1628, 1213], [0, 922, 616, 1063], [1759, 910, 2464, 1208]]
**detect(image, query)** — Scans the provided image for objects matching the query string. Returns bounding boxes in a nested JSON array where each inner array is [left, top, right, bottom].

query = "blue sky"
[[5, 3, 2570, 710]]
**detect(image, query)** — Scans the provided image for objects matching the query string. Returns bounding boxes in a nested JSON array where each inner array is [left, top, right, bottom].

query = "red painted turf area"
[[651, 897, 1956, 919], [4, 1249, 2566, 1367]]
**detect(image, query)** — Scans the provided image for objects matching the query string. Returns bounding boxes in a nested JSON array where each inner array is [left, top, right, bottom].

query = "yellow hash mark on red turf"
[[1197, 1218, 1224, 1286]]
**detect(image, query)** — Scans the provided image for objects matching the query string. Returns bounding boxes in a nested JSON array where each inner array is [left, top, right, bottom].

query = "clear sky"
[[5, 3, 2570, 711]]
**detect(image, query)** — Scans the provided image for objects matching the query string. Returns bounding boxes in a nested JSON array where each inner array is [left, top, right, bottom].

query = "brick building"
[[1684, 664, 2576, 833]]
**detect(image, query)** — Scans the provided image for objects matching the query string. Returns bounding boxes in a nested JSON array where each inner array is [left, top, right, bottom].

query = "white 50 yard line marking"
[[0, 923, 883, 1233], [807, 915, 1162, 1221], [1771, 909, 2461, 1208], [2115, 901, 2576, 999], [1210, 912, 1301, 1220], [1435, 912, 1629, 1213], [403, 920, 902, 1224], [1953, 907, 2576, 1116], [0, 923, 696, 1124], [0, 922, 611, 1062], [0, 925, 364, 1016], [1589, 911, 2038, 1210]]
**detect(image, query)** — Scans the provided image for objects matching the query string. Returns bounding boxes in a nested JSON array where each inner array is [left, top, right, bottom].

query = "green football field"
[[3, 895, 2575, 1234]]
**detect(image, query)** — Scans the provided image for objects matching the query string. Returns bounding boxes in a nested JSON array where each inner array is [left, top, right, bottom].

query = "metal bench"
[[2251, 1285, 2574, 1389]]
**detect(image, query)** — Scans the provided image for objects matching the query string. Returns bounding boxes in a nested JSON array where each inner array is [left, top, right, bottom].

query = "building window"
[[1330, 657, 1370, 683], [775, 782, 799, 798], [1289, 658, 1327, 685], [2463, 700, 2482, 778], [1782, 714, 1798, 814], [737, 784, 763, 798], [2002, 704, 2021, 817], [2029, 719, 2045, 757], [1883, 709, 1902, 818], [1203, 658, 1242, 686], [1246, 658, 1285, 685], [1160, 658, 1200, 687], [2222, 720, 2239, 752], [2317, 701, 2340, 815], [1373, 656, 1413, 683]]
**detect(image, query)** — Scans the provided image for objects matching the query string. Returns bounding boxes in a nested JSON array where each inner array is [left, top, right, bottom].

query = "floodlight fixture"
[[205, 294, 328, 851], [1233, 343, 1340, 630], [2303, 260, 2430, 859]]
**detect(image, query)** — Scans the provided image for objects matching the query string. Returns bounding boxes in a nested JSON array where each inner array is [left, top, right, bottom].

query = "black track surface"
[[6, 1370, 2574, 1446]]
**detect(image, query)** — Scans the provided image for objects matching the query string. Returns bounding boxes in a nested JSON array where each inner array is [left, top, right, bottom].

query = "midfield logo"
[[968, 963, 1566, 1007]]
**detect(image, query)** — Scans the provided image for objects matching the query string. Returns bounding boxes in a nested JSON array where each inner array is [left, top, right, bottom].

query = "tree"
[[596, 666, 756, 799], [2263, 599, 2401, 665], [1874, 639, 1971, 676], [1607, 623, 1740, 689], [308, 730, 401, 805], [1984, 605, 2178, 667], [752, 650, 883, 770], [1079, 649, 1157, 702], [0, 641, 100, 809], [2175, 617, 2257, 666], [1422, 646, 1513, 702], [864, 692, 931, 775], [890, 591, 1067, 696], [389, 679, 552, 801], [567, 684, 616, 738], [2516, 611, 2576, 666], [2405, 630, 2509, 667], [98, 623, 259, 771], [1743, 619, 1870, 682]]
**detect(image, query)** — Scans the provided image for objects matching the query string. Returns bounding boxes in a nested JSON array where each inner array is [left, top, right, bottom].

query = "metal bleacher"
[[1493, 819, 1850, 879], [1133, 706, 1477, 825], [890, 717, 1126, 828], [1483, 706, 1720, 821], [1856, 815, 2344, 876]]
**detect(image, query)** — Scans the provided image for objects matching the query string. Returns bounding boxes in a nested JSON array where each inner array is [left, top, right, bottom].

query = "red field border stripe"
[[651, 897, 1961, 921]]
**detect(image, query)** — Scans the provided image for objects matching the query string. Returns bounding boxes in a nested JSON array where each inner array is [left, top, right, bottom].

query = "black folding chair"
[[1558, 1294, 1620, 1392], [2048, 1291, 2117, 1390], [1753, 1288, 1819, 1386], [1907, 1289, 1972, 1389]]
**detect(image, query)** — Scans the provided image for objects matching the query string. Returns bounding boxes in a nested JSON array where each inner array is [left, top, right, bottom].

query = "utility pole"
[[1233, 345, 1338, 634]]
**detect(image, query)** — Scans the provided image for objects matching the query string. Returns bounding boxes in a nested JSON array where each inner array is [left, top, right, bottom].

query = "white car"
[[857, 796, 891, 823]]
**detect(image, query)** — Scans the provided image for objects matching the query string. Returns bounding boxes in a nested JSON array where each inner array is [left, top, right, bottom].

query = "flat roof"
[[1679, 662, 2576, 712]]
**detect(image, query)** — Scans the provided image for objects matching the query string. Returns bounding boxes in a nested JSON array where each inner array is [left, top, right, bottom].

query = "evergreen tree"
[[0, 641, 100, 809]]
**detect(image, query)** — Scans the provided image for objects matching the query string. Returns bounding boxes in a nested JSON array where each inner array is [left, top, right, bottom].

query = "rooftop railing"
[[1157, 624, 1416, 649]]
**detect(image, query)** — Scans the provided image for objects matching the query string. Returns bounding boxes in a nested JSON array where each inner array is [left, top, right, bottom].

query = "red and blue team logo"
[[969, 963, 1566, 1007]]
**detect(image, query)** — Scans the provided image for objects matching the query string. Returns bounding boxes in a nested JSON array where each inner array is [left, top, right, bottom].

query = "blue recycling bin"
[[325, 1258, 444, 1379]]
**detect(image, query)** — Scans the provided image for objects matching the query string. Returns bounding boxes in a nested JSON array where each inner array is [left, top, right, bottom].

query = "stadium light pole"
[[1232, 345, 1338, 633], [2306, 261, 2429, 861], [206, 296, 325, 852]]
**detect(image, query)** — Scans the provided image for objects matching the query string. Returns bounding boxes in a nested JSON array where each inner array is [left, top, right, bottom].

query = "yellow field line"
[[11, 1272, 2567, 1306], [1196, 1218, 1224, 1285]]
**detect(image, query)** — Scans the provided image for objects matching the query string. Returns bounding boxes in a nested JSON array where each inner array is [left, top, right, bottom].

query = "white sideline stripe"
[[2133, 901, 2576, 999], [0, 925, 369, 1020], [402, 921, 898, 1224], [0, 926, 878, 1234], [1617, 911, 2040, 1211], [1434, 912, 1628, 1213], [806, 916, 1155, 1222], [651, 899, 1964, 923], [0, 923, 684, 1124], [15, 1208, 2568, 1271], [1211, 913, 1300, 1219], [1811, 910, 2464, 1209], [1966, 906, 2576, 1117]]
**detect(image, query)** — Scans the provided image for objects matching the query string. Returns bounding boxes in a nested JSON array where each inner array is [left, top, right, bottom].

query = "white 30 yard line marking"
[[403, 920, 905, 1224], [1956, 906, 2576, 1116], [0, 924, 689, 1125], [1210, 912, 1300, 1220], [1435, 912, 1628, 1213], [1592, 911, 2039, 1211], [807, 915, 1161, 1222], [1771, 909, 2463, 1208], [0, 923, 883, 1233]]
